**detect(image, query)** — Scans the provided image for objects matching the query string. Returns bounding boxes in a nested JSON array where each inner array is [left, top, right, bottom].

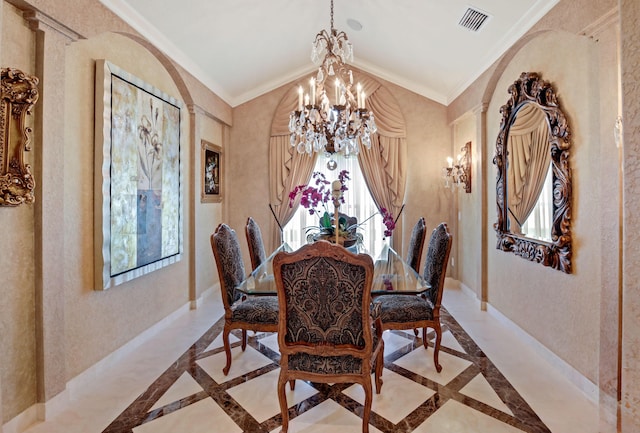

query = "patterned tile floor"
[[22, 285, 613, 433]]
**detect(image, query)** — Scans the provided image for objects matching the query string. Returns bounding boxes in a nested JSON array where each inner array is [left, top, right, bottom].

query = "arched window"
[[283, 154, 389, 257]]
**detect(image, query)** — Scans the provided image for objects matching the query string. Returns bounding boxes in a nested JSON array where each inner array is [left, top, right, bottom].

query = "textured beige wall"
[[228, 73, 452, 271], [620, 0, 640, 429], [0, 2, 37, 421], [228, 83, 288, 270], [63, 32, 190, 378], [486, 30, 616, 382]]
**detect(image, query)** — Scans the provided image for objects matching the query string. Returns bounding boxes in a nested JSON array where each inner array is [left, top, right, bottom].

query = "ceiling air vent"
[[458, 7, 490, 32]]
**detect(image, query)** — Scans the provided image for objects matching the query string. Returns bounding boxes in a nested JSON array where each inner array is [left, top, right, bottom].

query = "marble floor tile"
[[342, 369, 436, 424], [267, 399, 384, 433], [227, 369, 318, 423], [393, 346, 473, 386], [18, 285, 615, 433], [150, 371, 205, 411], [133, 398, 242, 433], [413, 400, 526, 433], [459, 373, 513, 416], [197, 345, 274, 383]]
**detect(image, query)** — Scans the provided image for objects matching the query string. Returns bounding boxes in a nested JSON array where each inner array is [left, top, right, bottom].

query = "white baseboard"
[[3, 299, 193, 433], [2, 405, 38, 433], [448, 278, 600, 403], [190, 285, 216, 310], [66, 300, 192, 399], [484, 302, 600, 402]]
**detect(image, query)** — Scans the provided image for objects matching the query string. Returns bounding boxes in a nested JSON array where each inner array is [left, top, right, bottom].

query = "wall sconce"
[[442, 141, 471, 193]]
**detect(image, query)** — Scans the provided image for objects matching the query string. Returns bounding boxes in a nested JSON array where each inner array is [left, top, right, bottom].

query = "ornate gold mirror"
[[0, 68, 39, 206], [494, 72, 572, 273]]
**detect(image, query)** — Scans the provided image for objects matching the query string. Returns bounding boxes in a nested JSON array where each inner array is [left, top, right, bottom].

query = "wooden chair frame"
[[273, 241, 384, 433], [211, 223, 278, 375], [375, 223, 452, 372]]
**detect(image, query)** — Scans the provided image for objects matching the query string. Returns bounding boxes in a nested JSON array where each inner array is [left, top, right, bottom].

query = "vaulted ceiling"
[[100, 0, 559, 107]]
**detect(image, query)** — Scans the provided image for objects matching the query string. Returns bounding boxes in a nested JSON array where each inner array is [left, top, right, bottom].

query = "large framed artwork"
[[201, 140, 223, 203], [94, 60, 183, 290]]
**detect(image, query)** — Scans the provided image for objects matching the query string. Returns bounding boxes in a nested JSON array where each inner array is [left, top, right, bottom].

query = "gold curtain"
[[269, 87, 317, 251], [356, 74, 407, 250], [507, 103, 551, 228]]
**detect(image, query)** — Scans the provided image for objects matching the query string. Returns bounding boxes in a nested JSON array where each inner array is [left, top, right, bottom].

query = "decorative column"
[[23, 10, 81, 409], [474, 103, 488, 311]]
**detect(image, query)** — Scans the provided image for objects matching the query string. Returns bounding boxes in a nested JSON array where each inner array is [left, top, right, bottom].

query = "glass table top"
[[236, 243, 429, 296]]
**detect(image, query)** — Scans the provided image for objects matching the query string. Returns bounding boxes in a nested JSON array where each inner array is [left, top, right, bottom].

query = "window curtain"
[[507, 103, 551, 228], [269, 73, 407, 251], [269, 87, 318, 251], [355, 74, 407, 250]]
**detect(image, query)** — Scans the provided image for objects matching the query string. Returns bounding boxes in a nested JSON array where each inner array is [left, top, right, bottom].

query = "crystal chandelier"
[[288, 0, 377, 156]]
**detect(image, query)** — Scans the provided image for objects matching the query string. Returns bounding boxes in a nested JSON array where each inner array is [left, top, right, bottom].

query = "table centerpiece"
[[288, 170, 395, 248]]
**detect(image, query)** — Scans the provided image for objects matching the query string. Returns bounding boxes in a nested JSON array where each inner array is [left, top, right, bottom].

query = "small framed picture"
[[201, 140, 223, 203]]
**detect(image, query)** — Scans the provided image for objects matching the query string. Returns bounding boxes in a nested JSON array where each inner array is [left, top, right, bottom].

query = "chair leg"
[[413, 328, 419, 336], [241, 329, 248, 351], [361, 379, 372, 433], [277, 372, 290, 433], [222, 326, 232, 375], [422, 326, 428, 349], [374, 344, 384, 394], [431, 322, 443, 373], [289, 380, 296, 390]]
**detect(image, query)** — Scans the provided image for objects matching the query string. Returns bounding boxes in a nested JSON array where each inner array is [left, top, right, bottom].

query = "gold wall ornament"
[[0, 67, 39, 206]]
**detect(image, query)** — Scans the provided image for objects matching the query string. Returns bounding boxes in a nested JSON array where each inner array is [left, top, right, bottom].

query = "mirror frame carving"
[[493, 72, 572, 273], [0, 68, 39, 206]]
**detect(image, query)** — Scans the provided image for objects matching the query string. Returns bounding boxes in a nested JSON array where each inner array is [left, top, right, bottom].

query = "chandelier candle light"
[[289, 0, 377, 156]]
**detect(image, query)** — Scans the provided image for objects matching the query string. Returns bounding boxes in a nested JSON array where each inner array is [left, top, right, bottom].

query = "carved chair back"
[[211, 223, 245, 310], [406, 217, 426, 272], [422, 223, 453, 309], [274, 241, 374, 358], [245, 217, 267, 271]]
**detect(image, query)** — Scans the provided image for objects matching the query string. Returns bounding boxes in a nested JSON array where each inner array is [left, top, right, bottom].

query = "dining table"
[[236, 242, 431, 296]]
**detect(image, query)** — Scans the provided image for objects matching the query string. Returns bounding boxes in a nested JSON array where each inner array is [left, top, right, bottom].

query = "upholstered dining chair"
[[245, 217, 267, 271], [406, 217, 427, 273], [210, 223, 279, 375], [372, 223, 452, 372], [405, 217, 427, 337], [273, 241, 384, 433]]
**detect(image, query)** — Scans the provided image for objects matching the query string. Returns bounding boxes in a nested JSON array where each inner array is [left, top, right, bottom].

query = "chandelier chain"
[[330, 0, 334, 31]]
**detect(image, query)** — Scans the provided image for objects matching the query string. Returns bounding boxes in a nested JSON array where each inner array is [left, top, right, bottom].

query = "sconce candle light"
[[443, 141, 471, 193]]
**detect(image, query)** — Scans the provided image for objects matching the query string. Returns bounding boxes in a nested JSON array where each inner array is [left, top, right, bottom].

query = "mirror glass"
[[506, 103, 552, 242], [494, 72, 572, 273]]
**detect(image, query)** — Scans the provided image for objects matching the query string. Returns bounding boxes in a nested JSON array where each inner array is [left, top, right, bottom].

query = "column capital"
[[23, 10, 83, 42]]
